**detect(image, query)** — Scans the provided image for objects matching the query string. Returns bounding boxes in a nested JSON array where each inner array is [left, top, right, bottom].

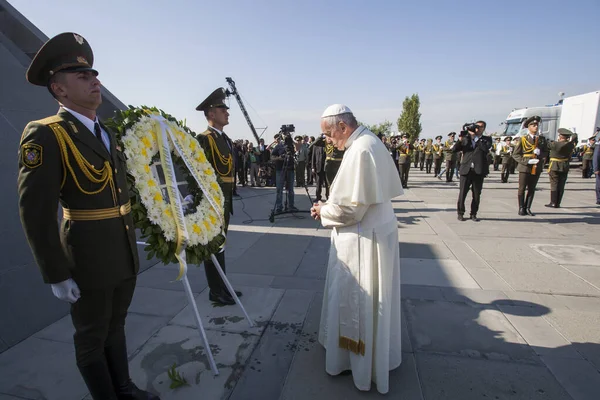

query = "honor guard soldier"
[[418, 138, 426, 170], [324, 137, 345, 186], [17, 33, 159, 399], [512, 115, 548, 216], [581, 136, 596, 178], [424, 138, 434, 173], [546, 128, 578, 208], [195, 88, 242, 306], [492, 137, 502, 171], [397, 134, 414, 188], [444, 132, 458, 182], [500, 136, 514, 183], [432, 135, 444, 177]]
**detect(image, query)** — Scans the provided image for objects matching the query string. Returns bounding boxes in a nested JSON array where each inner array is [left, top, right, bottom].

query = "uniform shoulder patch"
[[21, 143, 43, 168]]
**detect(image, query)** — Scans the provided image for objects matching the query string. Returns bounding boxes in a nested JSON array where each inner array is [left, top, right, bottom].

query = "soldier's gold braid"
[[521, 136, 536, 153], [206, 134, 233, 177], [49, 123, 117, 205]]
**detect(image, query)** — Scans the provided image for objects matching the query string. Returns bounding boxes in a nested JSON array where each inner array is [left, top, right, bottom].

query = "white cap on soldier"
[[321, 104, 353, 118]]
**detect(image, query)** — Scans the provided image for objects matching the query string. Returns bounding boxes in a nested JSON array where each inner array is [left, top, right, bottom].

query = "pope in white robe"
[[311, 104, 403, 394]]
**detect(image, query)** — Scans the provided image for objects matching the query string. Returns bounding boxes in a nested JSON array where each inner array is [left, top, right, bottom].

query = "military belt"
[[63, 201, 131, 221], [326, 157, 343, 161], [550, 157, 569, 162], [523, 154, 535, 158], [220, 176, 234, 183]]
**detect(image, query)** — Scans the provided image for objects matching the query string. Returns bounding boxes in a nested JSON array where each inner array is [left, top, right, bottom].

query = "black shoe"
[[78, 359, 118, 400], [470, 214, 480, 222], [457, 214, 465, 221], [526, 209, 535, 216], [209, 290, 235, 306], [287, 206, 299, 212], [116, 380, 161, 400], [225, 290, 243, 298], [518, 208, 526, 216], [545, 203, 557, 208]]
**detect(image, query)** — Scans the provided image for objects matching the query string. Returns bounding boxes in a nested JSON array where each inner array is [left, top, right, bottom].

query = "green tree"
[[397, 94, 422, 142], [364, 120, 393, 137]]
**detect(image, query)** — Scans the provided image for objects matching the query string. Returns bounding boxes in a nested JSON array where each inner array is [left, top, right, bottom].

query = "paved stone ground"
[[1, 166, 599, 400]]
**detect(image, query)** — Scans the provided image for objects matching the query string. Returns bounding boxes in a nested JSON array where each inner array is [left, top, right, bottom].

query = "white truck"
[[503, 90, 600, 143]]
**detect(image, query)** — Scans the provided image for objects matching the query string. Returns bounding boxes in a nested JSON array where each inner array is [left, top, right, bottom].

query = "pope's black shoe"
[[209, 290, 235, 306]]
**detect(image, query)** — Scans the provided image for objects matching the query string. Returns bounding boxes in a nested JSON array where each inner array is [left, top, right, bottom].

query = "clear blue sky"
[[9, 0, 600, 141]]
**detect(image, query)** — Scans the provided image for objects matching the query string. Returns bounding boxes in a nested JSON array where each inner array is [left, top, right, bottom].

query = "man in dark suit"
[[195, 88, 242, 306], [311, 134, 329, 201], [593, 136, 600, 206], [453, 121, 493, 221], [17, 33, 159, 399]]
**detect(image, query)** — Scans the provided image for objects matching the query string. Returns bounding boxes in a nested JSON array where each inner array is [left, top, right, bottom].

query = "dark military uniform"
[[424, 139, 433, 173], [500, 137, 514, 183], [492, 139, 502, 171], [418, 140, 426, 170], [432, 136, 444, 176], [18, 33, 157, 400], [546, 128, 578, 208], [311, 136, 329, 201], [581, 139, 596, 178], [397, 137, 413, 188], [512, 116, 548, 216], [325, 142, 345, 186], [444, 133, 458, 182], [195, 88, 239, 305]]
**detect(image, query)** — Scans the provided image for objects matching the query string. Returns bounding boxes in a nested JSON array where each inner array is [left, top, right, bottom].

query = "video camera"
[[460, 122, 478, 137], [279, 124, 295, 136]]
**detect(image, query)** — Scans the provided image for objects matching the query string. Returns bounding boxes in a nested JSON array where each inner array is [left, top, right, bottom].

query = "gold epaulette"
[[35, 115, 63, 125]]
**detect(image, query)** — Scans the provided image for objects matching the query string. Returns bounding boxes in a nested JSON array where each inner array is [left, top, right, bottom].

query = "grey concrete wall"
[[0, 0, 134, 353]]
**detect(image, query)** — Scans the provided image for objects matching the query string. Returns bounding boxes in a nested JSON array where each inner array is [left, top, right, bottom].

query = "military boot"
[[545, 191, 558, 208], [105, 340, 161, 400], [78, 358, 118, 400], [525, 193, 535, 216], [518, 194, 526, 216]]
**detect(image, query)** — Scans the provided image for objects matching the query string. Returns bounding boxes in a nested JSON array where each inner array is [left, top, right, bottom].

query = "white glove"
[[528, 159, 539, 165], [51, 278, 81, 303], [534, 148, 541, 156]]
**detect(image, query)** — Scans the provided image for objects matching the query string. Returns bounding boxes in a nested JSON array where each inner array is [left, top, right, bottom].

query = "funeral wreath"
[[105, 106, 225, 265]]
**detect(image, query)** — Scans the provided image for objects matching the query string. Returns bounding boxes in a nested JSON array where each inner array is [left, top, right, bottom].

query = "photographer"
[[454, 121, 492, 221], [271, 132, 298, 213]]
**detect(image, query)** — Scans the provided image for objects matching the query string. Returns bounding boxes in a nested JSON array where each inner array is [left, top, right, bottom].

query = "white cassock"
[[318, 126, 403, 394]]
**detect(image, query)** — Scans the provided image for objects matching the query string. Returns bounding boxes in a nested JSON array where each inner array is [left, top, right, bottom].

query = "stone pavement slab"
[[531, 244, 600, 266], [136, 264, 208, 293], [129, 287, 189, 317], [400, 258, 480, 288], [416, 353, 572, 400], [488, 262, 600, 295], [560, 265, 600, 289], [170, 286, 284, 335], [229, 289, 314, 400], [541, 356, 600, 400], [128, 325, 259, 400], [404, 298, 536, 362], [0, 337, 87, 400]]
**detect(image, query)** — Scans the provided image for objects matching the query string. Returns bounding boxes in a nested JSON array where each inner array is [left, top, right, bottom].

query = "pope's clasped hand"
[[51, 278, 81, 303]]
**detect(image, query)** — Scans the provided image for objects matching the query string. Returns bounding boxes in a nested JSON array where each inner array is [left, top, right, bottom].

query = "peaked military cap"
[[435, 135, 443, 140], [401, 134, 409, 138], [196, 88, 229, 111], [589, 135, 597, 141], [426, 138, 432, 142], [504, 136, 512, 141], [26, 32, 97, 86], [557, 128, 574, 137], [419, 138, 426, 142], [524, 115, 541, 126], [448, 132, 456, 137], [495, 137, 501, 141]]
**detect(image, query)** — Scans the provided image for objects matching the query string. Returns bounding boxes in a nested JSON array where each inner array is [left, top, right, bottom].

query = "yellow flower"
[[192, 224, 201, 234], [165, 208, 172, 217], [141, 148, 148, 157], [204, 168, 213, 176], [203, 220, 211, 230], [144, 165, 151, 173], [197, 152, 207, 163], [154, 193, 163, 201], [148, 179, 157, 187], [209, 215, 216, 225], [210, 182, 219, 191], [142, 137, 152, 148]]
